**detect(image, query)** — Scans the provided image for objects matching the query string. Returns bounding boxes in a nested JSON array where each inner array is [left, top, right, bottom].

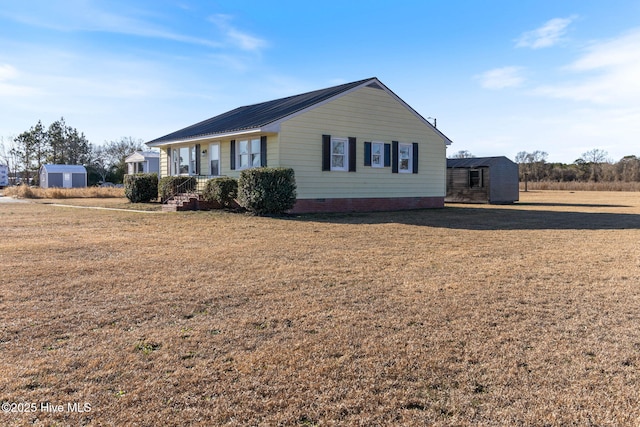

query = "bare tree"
[[580, 148, 609, 182], [450, 150, 474, 159], [515, 150, 548, 182], [93, 137, 144, 183]]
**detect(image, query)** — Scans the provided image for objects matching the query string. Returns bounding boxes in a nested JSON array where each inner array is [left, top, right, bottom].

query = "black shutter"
[[166, 148, 171, 175], [230, 140, 236, 170], [412, 143, 419, 174], [348, 137, 356, 172], [392, 141, 399, 173], [195, 144, 201, 175], [260, 136, 267, 167], [364, 142, 372, 166], [384, 143, 391, 167], [322, 134, 331, 171]]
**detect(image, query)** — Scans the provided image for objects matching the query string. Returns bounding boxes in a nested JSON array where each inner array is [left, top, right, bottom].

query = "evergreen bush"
[[202, 177, 238, 208], [124, 173, 158, 203], [238, 167, 296, 215]]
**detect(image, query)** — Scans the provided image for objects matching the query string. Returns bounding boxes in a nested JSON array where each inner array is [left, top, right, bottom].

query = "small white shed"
[[39, 164, 87, 189], [125, 151, 160, 175]]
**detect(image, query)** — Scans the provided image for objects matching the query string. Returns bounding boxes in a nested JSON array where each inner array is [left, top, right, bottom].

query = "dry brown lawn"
[[1, 191, 639, 426]]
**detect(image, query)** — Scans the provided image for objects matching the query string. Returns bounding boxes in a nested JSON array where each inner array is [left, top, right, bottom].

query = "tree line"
[[0, 118, 146, 186], [449, 149, 640, 183]]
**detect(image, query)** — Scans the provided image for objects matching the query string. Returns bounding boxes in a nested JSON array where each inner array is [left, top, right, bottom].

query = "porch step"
[[162, 193, 219, 211]]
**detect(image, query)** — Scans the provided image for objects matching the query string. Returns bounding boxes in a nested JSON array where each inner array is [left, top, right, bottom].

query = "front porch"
[[162, 175, 223, 212]]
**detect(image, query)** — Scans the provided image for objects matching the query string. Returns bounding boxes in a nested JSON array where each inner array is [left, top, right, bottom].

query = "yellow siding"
[[279, 86, 447, 199], [159, 148, 168, 177]]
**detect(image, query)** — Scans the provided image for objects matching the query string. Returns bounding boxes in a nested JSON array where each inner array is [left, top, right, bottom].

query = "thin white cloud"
[[0, 2, 222, 49], [516, 16, 577, 49], [0, 64, 18, 81], [476, 66, 525, 90], [0, 63, 40, 97], [209, 14, 267, 52], [534, 28, 640, 104]]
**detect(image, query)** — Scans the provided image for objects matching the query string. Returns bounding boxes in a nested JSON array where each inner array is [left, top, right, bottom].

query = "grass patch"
[[521, 181, 640, 191], [4, 184, 125, 199], [1, 190, 639, 425]]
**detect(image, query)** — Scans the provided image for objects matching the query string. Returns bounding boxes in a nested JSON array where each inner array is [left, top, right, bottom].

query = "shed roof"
[[41, 164, 87, 173], [147, 77, 452, 146], [447, 156, 515, 168]]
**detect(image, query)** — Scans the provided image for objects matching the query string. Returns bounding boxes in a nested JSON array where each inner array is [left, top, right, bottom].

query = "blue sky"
[[1, 0, 640, 163]]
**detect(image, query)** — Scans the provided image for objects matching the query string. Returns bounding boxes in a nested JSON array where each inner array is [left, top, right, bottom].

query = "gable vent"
[[366, 82, 383, 90]]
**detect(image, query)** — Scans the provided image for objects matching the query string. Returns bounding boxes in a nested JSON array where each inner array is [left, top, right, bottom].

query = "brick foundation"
[[289, 196, 444, 214]]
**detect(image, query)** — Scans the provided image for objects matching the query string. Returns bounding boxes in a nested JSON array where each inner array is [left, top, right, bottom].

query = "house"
[[147, 77, 452, 213], [125, 151, 160, 175], [446, 156, 519, 204], [39, 164, 87, 189]]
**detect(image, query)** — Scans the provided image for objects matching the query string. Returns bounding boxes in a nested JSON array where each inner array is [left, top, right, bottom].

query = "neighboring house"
[[147, 77, 452, 213], [446, 156, 519, 204], [39, 164, 87, 189], [0, 164, 8, 188], [125, 151, 160, 175]]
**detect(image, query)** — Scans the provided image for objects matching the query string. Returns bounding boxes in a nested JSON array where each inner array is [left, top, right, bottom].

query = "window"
[[179, 147, 190, 174], [398, 143, 412, 173], [371, 142, 384, 168], [322, 135, 355, 172], [331, 137, 348, 171], [172, 148, 178, 175], [190, 146, 197, 175], [237, 138, 261, 170], [392, 141, 418, 174], [209, 143, 220, 176], [469, 169, 483, 188]]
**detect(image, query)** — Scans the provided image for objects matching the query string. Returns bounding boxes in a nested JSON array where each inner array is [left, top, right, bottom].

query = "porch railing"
[[162, 175, 224, 204]]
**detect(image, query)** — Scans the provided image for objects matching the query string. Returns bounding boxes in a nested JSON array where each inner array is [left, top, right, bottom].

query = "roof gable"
[[125, 151, 160, 162], [147, 78, 452, 146]]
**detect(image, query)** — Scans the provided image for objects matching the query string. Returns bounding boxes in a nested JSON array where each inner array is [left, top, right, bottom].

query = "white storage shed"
[[39, 164, 87, 189]]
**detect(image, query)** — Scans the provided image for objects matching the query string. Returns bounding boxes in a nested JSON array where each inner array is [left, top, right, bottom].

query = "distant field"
[[1, 191, 639, 426]]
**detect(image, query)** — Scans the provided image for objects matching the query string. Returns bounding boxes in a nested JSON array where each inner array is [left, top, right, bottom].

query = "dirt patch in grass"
[[1, 191, 639, 425], [34, 197, 163, 211]]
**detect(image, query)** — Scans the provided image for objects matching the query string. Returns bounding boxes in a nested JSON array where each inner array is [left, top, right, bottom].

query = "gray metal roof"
[[147, 78, 376, 145], [447, 156, 515, 168], [40, 164, 87, 173]]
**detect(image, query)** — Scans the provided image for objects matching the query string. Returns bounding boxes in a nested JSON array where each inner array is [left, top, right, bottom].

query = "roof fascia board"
[[146, 128, 262, 147], [373, 79, 453, 146]]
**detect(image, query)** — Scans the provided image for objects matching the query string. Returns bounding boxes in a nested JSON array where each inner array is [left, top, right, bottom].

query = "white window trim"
[[371, 141, 384, 168], [330, 137, 349, 171], [398, 142, 413, 174], [173, 145, 198, 176], [236, 138, 262, 171], [209, 142, 221, 176]]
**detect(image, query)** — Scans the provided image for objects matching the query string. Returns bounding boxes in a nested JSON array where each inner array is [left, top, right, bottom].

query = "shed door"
[[49, 173, 63, 188], [72, 173, 85, 188]]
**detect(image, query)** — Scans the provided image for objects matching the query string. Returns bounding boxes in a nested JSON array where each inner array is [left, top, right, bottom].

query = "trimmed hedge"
[[238, 167, 297, 215], [124, 173, 158, 203], [202, 177, 238, 208], [158, 176, 196, 201]]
